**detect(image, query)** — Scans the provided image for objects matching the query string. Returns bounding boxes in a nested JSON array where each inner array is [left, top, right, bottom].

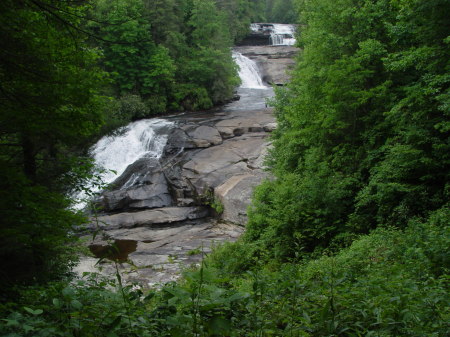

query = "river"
[[73, 24, 296, 287]]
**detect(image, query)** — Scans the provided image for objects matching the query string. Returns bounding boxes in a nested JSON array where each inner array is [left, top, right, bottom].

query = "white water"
[[91, 119, 173, 184], [250, 23, 296, 46], [73, 119, 173, 209], [233, 52, 266, 89], [270, 24, 296, 46], [250, 23, 261, 32]]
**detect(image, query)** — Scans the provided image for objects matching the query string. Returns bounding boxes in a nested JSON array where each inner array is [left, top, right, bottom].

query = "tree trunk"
[[22, 133, 37, 183]]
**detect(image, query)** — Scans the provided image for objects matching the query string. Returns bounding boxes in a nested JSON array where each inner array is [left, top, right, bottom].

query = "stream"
[[74, 24, 296, 287]]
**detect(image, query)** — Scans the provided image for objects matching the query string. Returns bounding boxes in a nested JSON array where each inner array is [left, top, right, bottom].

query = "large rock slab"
[[159, 108, 276, 207], [101, 176, 172, 211], [215, 109, 275, 138], [186, 125, 222, 147], [215, 174, 267, 224], [92, 207, 209, 230], [75, 220, 244, 287], [182, 134, 268, 194]]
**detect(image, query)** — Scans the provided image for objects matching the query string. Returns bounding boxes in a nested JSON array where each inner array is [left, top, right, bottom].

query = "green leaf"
[[70, 300, 83, 310], [52, 298, 61, 308], [23, 307, 43, 316]]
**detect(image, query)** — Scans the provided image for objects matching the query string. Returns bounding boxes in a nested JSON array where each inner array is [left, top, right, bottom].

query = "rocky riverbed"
[[75, 106, 276, 286], [74, 24, 298, 286]]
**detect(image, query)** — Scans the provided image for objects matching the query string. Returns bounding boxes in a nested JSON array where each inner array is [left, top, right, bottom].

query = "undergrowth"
[[1, 207, 448, 336]]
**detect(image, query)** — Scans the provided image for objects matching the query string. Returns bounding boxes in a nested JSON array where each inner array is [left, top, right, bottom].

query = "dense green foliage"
[[244, 0, 450, 261], [0, 0, 106, 292], [87, 0, 269, 120], [265, 0, 297, 23], [1, 207, 448, 336]]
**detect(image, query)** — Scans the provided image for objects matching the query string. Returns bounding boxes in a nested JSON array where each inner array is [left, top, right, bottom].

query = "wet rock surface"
[[75, 220, 244, 286], [234, 46, 299, 85], [76, 107, 276, 286]]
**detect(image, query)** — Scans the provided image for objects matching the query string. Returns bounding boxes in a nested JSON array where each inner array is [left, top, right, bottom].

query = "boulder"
[[215, 174, 267, 224], [101, 174, 172, 212], [187, 125, 222, 147], [163, 124, 222, 152]]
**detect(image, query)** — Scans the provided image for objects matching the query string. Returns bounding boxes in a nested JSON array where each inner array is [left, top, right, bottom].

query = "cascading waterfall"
[[270, 23, 296, 46], [91, 119, 173, 184], [75, 31, 276, 208], [73, 118, 173, 208], [233, 52, 266, 89]]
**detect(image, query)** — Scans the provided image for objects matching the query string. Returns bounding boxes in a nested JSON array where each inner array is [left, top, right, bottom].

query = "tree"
[[0, 0, 106, 291], [265, 0, 297, 23], [89, 0, 176, 111], [245, 0, 450, 260]]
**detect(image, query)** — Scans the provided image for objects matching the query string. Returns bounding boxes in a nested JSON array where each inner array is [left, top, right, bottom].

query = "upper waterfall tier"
[[270, 24, 296, 46], [238, 23, 297, 46]]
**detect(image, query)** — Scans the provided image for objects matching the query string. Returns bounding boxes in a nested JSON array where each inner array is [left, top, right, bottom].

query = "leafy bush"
[[206, 206, 450, 336], [1, 208, 448, 336], [246, 0, 450, 264]]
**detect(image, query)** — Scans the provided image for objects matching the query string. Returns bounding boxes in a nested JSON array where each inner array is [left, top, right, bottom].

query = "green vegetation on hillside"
[[243, 0, 450, 262], [86, 0, 269, 125], [88, 0, 243, 120], [265, 0, 297, 23], [1, 207, 448, 336]]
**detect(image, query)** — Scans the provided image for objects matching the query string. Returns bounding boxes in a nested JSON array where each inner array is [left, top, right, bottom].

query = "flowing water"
[[233, 52, 266, 89], [270, 24, 296, 46], [250, 23, 296, 46], [90, 119, 173, 185], [225, 52, 274, 112], [74, 25, 280, 208], [73, 119, 173, 209]]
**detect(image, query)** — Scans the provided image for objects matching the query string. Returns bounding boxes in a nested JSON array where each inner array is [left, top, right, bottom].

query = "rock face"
[[98, 158, 172, 212], [164, 108, 275, 223], [235, 45, 299, 85], [94, 108, 275, 225], [76, 31, 294, 286], [91, 207, 209, 230], [78, 107, 276, 286], [76, 220, 244, 286]]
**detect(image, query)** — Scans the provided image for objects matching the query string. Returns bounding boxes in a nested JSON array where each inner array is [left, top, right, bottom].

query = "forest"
[[0, 0, 448, 336]]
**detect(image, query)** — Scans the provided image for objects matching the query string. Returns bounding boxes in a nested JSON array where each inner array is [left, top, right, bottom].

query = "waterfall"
[[248, 23, 296, 46], [233, 52, 266, 89], [250, 23, 260, 32], [91, 119, 173, 184], [270, 24, 296, 46], [73, 118, 173, 208]]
